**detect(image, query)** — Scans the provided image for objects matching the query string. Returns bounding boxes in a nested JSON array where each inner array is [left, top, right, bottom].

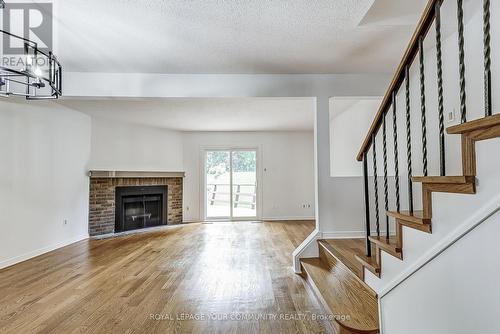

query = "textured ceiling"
[[54, 0, 426, 74], [57, 97, 315, 132]]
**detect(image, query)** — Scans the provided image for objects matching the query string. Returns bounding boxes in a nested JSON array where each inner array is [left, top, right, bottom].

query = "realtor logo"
[[2, 2, 53, 54]]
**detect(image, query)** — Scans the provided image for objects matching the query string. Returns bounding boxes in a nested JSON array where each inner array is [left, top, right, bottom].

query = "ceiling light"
[[0, 9, 62, 99]]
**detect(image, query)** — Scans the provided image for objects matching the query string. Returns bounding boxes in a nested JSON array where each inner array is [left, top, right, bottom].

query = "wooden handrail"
[[356, 0, 440, 161]]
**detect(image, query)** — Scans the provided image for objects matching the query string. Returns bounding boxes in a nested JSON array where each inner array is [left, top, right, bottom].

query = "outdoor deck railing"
[[207, 183, 256, 209]]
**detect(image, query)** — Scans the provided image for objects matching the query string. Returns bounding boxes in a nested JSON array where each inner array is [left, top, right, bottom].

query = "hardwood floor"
[[0, 220, 339, 334]]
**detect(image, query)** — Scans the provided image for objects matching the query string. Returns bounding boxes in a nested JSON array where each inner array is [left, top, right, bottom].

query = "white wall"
[[380, 207, 500, 334], [182, 131, 315, 222], [330, 98, 381, 177], [0, 99, 91, 269], [89, 117, 184, 172]]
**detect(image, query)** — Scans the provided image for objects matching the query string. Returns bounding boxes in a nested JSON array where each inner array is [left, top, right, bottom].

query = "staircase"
[[356, 114, 500, 279], [299, 0, 499, 333]]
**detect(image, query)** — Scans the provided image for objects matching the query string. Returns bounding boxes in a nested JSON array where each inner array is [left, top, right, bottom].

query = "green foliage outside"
[[206, 151, 256, 179]]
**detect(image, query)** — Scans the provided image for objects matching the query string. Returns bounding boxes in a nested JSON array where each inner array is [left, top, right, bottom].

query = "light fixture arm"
[[0, 5, 63, 100]]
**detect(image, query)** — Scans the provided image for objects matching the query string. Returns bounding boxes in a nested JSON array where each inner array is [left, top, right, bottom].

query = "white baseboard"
[[184, 217, 315, 223], [182, 219, 201, 223], [262, 216, 315, 221], [0, 234, 89, 270]]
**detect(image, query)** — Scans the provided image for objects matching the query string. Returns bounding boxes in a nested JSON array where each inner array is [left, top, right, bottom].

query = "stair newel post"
[[382, 110, 390, 241], [405, 66, 414, 214], [457, 0, 467, 123], [363, 151, 372, 257], [392, 91, 400, 212], [372, 133, 380, 237], [419, 35, 428, 177], [435, 0, 446, 176], [483, 0, 492, 117]]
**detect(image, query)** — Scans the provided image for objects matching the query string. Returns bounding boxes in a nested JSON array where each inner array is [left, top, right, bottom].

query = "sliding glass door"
[[205, 151, 231, 218], [231, 150, 257, 218], [205, 149, 258, 220]]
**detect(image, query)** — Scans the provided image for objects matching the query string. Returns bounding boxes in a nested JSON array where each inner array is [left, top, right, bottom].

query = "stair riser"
[[389, 181, 475, 225], [422, 182, 476, 219], [355, 254, 380, 279], [368, 237, 403, 261]]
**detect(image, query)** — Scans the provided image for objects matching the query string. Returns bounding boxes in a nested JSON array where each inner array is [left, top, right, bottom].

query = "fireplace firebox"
[[115, 185, 168, 232]]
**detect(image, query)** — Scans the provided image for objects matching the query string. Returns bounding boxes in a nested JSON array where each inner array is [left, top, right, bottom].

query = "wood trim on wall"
[[89, 171, 186, 178]]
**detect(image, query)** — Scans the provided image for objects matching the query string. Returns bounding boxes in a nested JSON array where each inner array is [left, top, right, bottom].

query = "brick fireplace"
[[88, 171, 184, 236]]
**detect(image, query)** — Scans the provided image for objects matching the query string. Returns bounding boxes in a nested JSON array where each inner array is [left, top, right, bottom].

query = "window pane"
[[206, 151, 230, 218], [232, 151, 257, 218]]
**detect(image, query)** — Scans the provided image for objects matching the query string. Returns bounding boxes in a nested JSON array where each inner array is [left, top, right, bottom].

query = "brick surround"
[[89, 177, 183, 236]]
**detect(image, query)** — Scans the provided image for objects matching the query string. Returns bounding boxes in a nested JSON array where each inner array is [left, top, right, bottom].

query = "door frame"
[[200, 145, 262, 221]]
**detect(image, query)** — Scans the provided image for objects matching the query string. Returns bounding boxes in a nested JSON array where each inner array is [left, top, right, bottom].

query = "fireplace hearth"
[[115, 185, 168, 233]]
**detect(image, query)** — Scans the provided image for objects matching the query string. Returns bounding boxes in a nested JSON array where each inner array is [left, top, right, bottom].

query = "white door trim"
[[201, 145, 262, 221]]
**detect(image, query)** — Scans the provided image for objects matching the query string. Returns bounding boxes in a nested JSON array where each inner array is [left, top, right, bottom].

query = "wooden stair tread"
[[387, 210, 430, 224], [318, 239, 366, 280], [301, 258, 379, 333], [412, 175, 475, 184], [396, 218, 432, 233], [412, 176, 476, 194], [447, 114, 500, 134], [318, 240, 378, 298], [368, 236, 402, 259], [354, 254, 381, 277]]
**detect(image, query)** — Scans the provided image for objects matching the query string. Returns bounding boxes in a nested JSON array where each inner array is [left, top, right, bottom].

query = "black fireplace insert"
[[115, 185, 168, 233]]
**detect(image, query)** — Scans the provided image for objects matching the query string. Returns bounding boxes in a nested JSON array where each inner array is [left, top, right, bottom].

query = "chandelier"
[[0, 6, 62, 99]]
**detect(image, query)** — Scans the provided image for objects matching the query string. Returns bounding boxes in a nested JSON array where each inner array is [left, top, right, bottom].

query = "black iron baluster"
[[419, 36, 428, 176], [372, 134, 380, 237], [483, 0, 492, 117], [457, 0, 467, 123], [382, 111, 390, 240], [405, 66, 414, 214], [363, 152, 372, 257], [436, 0, 446, 176], [392, 92, 400, 212]]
